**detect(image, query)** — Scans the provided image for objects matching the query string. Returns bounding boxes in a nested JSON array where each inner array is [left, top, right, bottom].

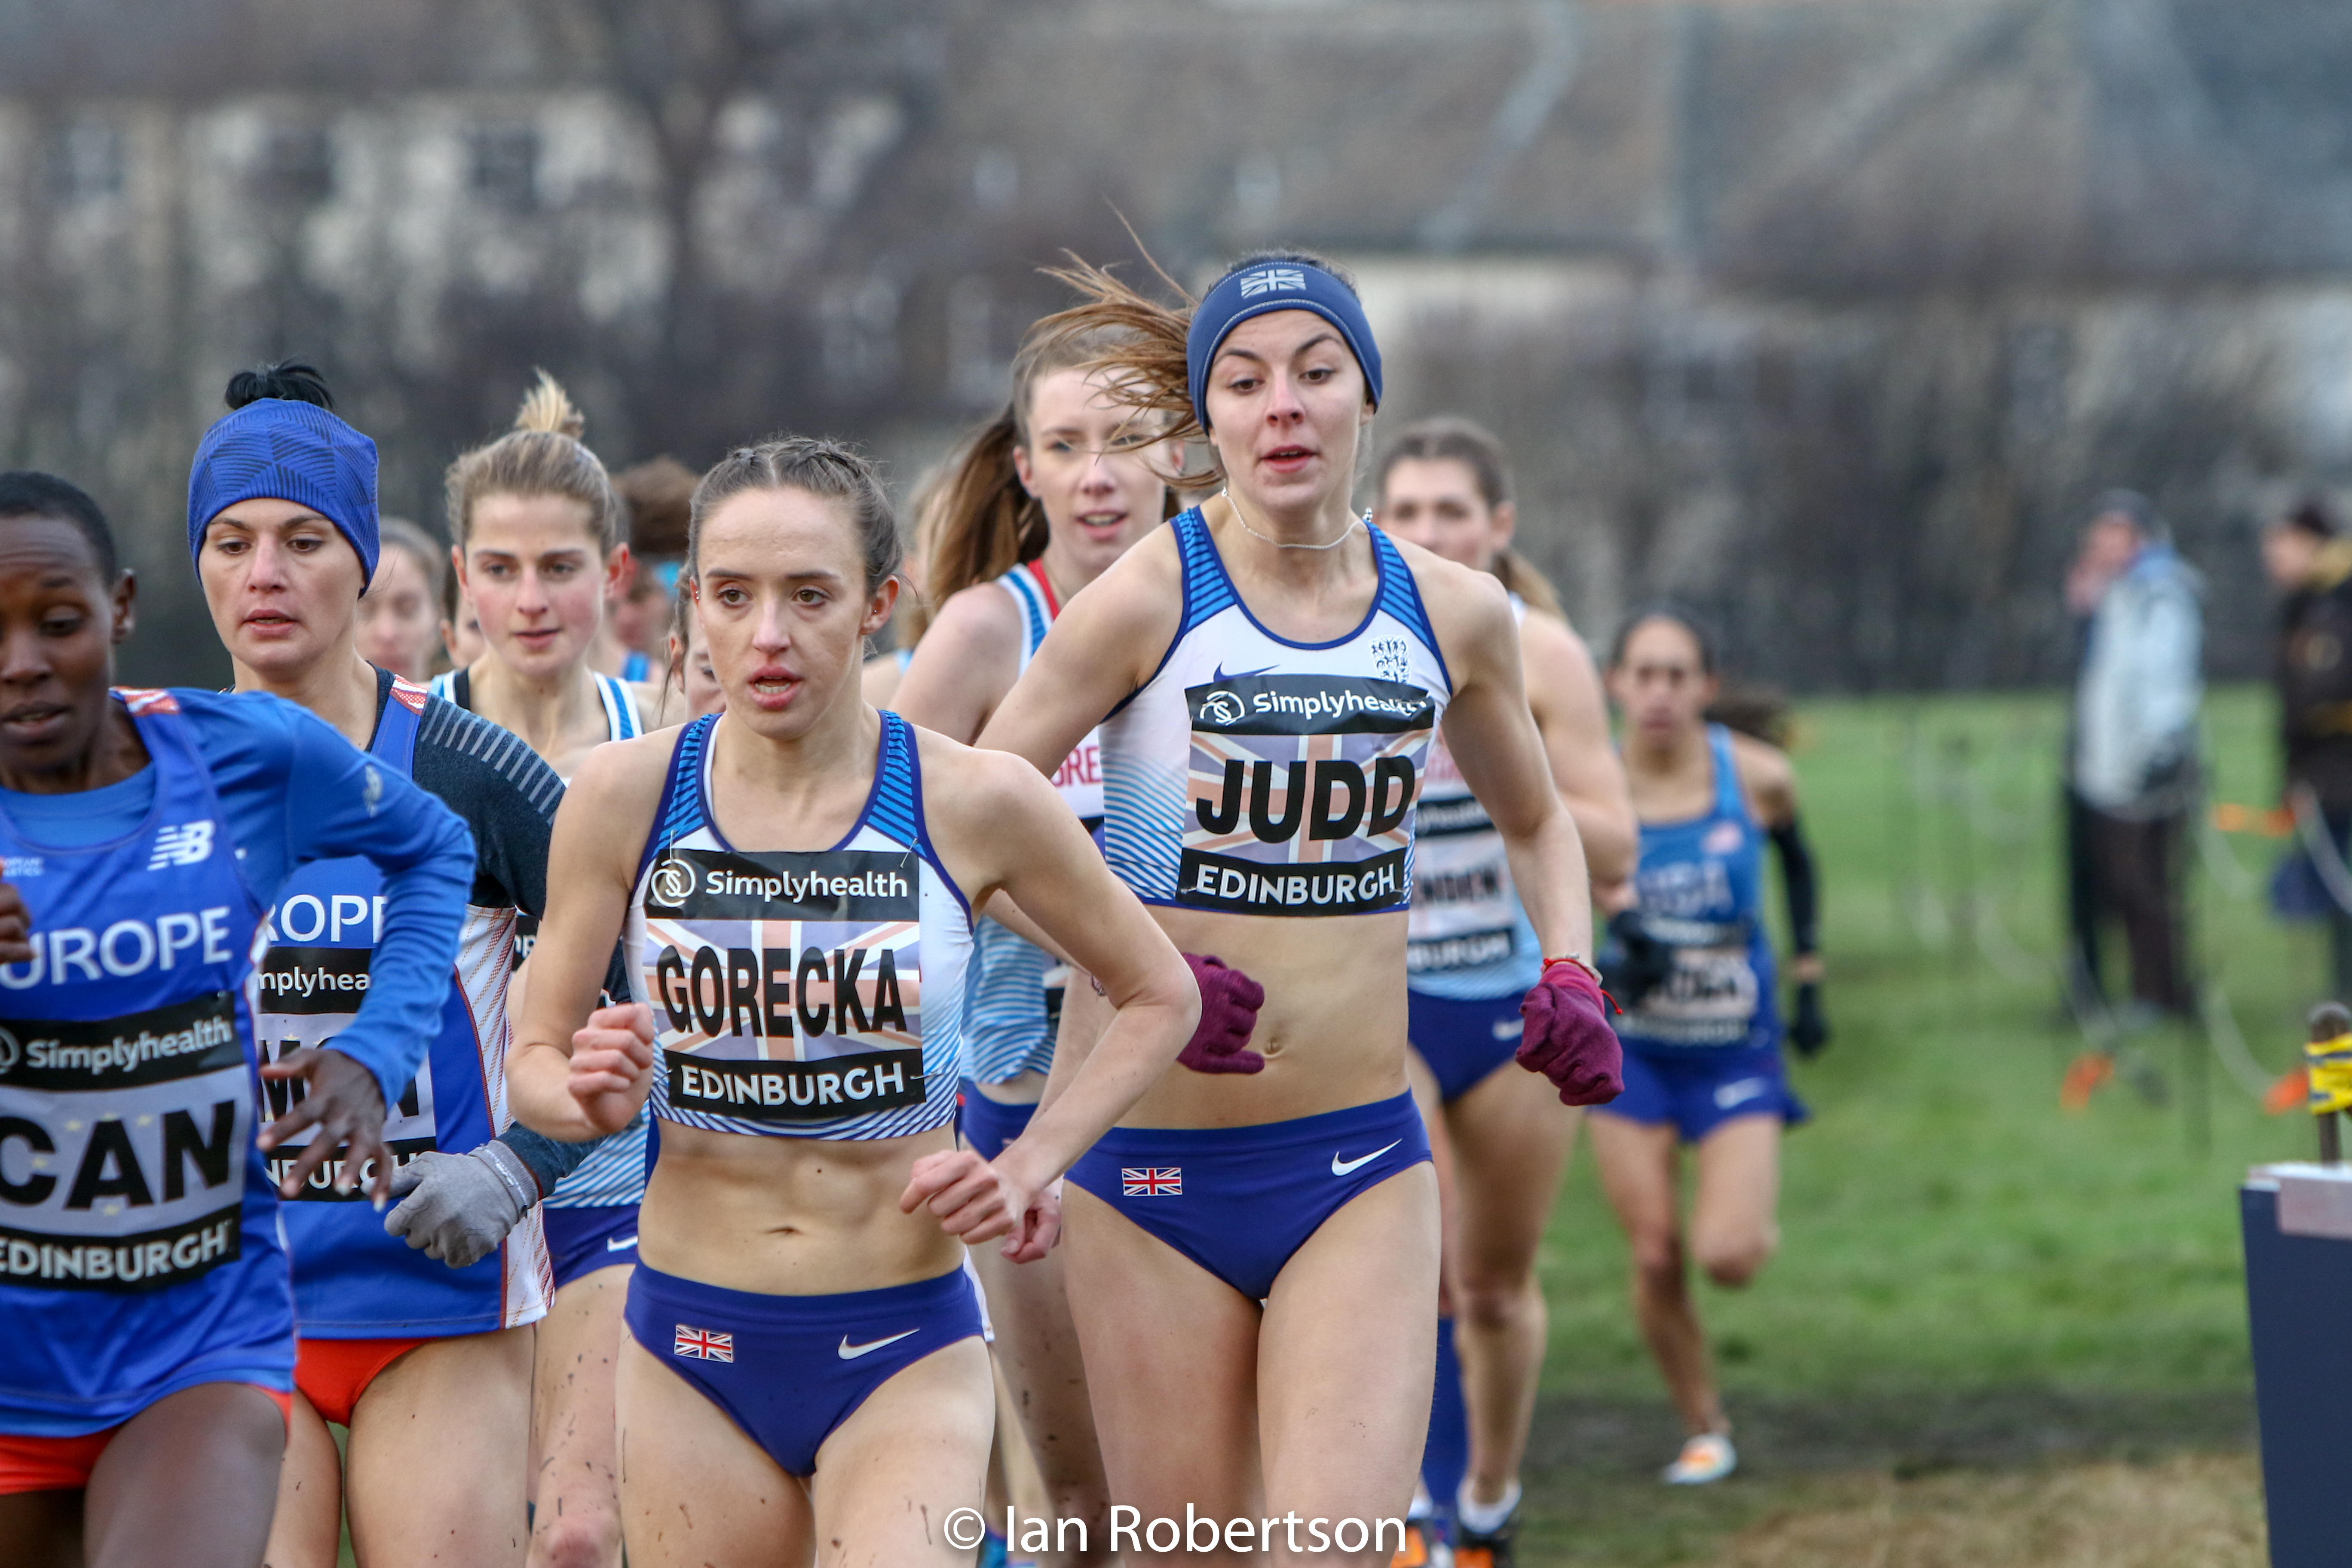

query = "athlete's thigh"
[[533, 1268, 628, 1542], [1446, 1064, 1580, 1289], [1689, 1114, 1780, 1261], [1586, 1112, 1684, 1249], [615, 1334, 811, 1568], [261, 1391, 344, 1568], [809, 1336, 993, 1568], [1061, 1183, 1263, 1524], [84, 1383, 284, 1568], [967, 1241, 1103, 1501], [346, 1328, 533, 1568], [1404, 1049, 1459, 1290], [1256, 1163, 1440, 1555]]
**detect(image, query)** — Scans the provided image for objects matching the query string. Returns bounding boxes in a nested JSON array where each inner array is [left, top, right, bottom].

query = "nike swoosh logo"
[[1213, 663, 1278, 682], [606, 1235, 640, 1252], [837, 1329, 920, 1360], [1331, 1140, 1402, 1176]]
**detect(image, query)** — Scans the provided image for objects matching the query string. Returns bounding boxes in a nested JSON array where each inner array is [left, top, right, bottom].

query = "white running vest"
[[963, 562, 1100, 1084], [1407, 595, 1542, 998], [1099, 509, 1450, 917]]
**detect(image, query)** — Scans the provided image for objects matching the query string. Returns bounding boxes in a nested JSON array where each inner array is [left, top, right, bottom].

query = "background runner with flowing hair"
[[891, 319, 1179, 1565]]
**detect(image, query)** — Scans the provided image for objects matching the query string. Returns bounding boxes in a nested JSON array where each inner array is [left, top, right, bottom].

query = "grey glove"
[[383, 1142, 537, 1268]]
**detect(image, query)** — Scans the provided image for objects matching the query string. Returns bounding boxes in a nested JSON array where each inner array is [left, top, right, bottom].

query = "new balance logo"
[[674, 1325, 733, 1362], [1121, 1166, 1182, 1196], [148, 821, 215, 870], [1237, 268, 1306, 297]]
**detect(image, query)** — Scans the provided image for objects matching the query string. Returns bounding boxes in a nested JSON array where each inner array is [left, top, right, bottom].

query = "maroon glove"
[[1517, 960, 1623, 1106], [1178, 953, 1266, 1075]]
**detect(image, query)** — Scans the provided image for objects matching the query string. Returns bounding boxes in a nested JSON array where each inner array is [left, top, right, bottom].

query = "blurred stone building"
[[3, 0, 2351, 687]]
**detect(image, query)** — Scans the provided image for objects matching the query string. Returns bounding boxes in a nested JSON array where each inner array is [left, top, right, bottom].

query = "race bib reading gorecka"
[[644, 848, 925, 1125]]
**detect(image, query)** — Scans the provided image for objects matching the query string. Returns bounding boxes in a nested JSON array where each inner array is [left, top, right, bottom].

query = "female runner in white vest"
[[1374, 418, 1635, 1562], [978, 253, 1623, 1565], [430, 375, 649, 1568], [891, 322, 1177, 1564], [507, 438, 1200, 1567]]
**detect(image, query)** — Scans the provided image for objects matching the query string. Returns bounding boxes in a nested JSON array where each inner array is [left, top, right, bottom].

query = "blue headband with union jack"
[[1185, 259, 1382, 432]]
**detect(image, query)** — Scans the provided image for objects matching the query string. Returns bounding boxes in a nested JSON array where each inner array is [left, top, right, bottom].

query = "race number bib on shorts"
[[643, 847, 924, 1122], [0, 991, 250, 1291], [1180, 674, 1433, 916], [254, 945, 439, 1200]]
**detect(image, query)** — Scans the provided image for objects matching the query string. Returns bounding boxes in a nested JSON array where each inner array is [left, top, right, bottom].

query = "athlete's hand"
[[0, 882, 30, 965], [1790, 981, 1830, 1058], [998, 1180, 1063, 1265], [258, 1047, 394, 1207], [1177, 953, 1265, 1075], [1599, 909, 1674, 1010], [567, 1003, 656, 1134], [899, 1148, 1035, 1248], [1517, 960, 1623, 1106], [384, 1143, 536, 1268]]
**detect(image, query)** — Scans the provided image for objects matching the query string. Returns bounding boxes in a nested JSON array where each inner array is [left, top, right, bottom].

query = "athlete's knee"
[[1628, 1229, 1686, 1292], [1694, 1227, 1775, 1289], [1455, 1266, 1540, 1331], [531, 1507, 623, 1568]]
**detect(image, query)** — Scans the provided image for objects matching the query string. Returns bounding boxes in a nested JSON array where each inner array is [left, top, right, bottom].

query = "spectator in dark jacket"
[[2267, 497, 2352, 995]]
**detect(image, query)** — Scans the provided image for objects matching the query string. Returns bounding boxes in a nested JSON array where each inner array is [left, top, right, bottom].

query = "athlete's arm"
[[207, 693, 476, 1105], [1522, 610, 1638, 887], [888, 581, 1025, 743], [1732, 735, 1823, 986], [976, 531, 1180, 774], [1419, 562, 1595, 964], [903, 739, 1197, 1256], [507, 736, 669, 1141], [195, 692, 476, 1200], [410, 697, 618, 1179]]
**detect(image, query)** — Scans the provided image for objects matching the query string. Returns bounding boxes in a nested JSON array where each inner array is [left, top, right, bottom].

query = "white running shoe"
[[1663, 1432, 1736, 1485]]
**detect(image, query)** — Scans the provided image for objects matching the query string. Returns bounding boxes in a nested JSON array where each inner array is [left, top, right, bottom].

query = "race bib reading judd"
[[643, 847, 924, 1124], [0, 991, 251, 1291], [1181, 673, 1435, 916]]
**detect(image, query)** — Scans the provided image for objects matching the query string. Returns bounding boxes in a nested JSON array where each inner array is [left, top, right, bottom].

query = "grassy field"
[[1516, 684, 2316, 1566]]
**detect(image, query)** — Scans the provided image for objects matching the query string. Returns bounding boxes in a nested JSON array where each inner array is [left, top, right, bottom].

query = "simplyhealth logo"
[[1185, 674, 1434, 736], [644, 848, 918, 922]]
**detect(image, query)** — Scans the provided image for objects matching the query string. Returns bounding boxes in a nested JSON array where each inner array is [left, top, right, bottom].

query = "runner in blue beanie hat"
[[187, 361, 379, 585]]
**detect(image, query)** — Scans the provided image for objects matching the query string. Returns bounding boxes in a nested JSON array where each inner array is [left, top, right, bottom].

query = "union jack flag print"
[[674, 1325, 734, 1362], [1121, 1166, 1182, 1196]]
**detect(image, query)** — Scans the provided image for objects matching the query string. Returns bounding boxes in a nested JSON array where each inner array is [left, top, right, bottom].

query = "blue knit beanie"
[[187, 394, 379, 579]]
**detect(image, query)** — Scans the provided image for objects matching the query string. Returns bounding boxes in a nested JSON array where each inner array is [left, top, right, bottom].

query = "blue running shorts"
[[1066, 1090, 1432, 1301], [624, 1263, 984, 1477]]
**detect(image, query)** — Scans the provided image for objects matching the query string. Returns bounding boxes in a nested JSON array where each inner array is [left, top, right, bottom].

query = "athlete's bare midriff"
[[635, 1121, 964, 1295], [1121, 905, 1412, 1128]]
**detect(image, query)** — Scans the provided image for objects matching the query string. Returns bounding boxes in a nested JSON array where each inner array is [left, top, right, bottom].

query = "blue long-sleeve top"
[[0, 689, 474, 1104]]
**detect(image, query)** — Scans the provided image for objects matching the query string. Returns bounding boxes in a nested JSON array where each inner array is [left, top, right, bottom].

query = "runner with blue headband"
[[977, 249, 1622, 1565], [185, 361, 611, 1568]]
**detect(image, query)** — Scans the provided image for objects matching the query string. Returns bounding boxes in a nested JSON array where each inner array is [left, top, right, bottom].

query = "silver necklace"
[[1220, 491, 1366, 552]]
